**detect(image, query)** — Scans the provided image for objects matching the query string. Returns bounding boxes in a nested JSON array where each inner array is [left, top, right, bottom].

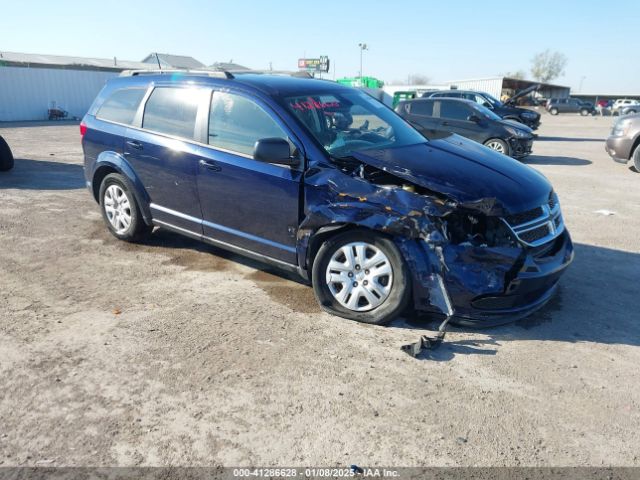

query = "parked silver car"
[[605, 114, 640, 171]]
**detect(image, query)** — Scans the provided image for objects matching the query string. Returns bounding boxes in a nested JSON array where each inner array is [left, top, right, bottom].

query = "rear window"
[[96, 88, 146, 125], [142, 87, 204, 140]]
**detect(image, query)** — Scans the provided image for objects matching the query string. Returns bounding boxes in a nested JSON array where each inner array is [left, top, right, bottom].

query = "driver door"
[[195, 90, 303, 264]]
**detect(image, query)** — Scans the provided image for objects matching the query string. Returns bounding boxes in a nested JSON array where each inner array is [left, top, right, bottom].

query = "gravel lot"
[[0, 114, 638, 468]]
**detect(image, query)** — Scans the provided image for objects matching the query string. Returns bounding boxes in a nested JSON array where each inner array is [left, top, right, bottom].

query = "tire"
[[0, 136, 14, 172], [549, 108, 559, 115], [99, 173, 152, 242], [311, 230, 411, 325], [627, 110, 637, 115], [580, 109, 589, 116], [633, 146, 640, 173], [483, 138, 510, 156]]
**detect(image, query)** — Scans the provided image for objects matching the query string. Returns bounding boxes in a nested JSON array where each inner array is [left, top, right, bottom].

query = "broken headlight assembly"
[[441, 210, 518, 248]]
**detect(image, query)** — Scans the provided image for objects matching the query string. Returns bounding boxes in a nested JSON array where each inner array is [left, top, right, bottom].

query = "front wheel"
[[484, 138, 510, 156], [633, 146, 640, 173], [99, 173, 152, 242], [311, 230, 411, 325]]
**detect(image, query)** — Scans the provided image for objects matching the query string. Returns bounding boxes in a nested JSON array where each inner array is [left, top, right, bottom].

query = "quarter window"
[[96, 88, 146, 125], [143, 87, 204, 140], [208, 91, 288, 156]]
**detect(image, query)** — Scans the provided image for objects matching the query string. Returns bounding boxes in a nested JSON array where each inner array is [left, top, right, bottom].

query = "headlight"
[[521, 111, 537, 119], [612, 119, 631, 136], [505, 126, 530, 138]]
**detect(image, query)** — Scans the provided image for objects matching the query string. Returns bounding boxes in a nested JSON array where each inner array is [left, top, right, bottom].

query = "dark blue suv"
[[82, 71, 573, 326]]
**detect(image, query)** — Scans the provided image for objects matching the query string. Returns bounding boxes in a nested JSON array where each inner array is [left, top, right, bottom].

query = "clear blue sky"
[[2, 0, 638, 93]]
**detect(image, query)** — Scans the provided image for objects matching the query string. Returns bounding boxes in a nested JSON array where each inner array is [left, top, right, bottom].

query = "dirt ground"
[[0, 115, 639, 468]]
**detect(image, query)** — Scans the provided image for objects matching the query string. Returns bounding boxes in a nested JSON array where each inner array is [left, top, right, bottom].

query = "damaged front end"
[[298, 150, 573, 327]]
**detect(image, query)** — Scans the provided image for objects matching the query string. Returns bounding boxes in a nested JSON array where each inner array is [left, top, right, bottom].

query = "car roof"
[[409, 97, 476, 106], [110, 72, 352, 98]]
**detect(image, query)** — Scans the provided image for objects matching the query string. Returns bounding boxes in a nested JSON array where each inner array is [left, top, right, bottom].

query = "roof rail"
[[230, 69, 314, 78], [119, 69, 235, 79]]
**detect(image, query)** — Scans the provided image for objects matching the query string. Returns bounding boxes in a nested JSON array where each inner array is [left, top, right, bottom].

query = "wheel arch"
[[92, 152, 153, 225]]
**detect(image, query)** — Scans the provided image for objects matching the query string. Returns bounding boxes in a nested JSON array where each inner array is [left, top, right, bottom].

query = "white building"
[[0, 51, 153, 122]]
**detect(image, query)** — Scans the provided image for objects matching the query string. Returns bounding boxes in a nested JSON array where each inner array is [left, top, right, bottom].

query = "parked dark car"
[[546, 98, 595, 116], [0, 135, 14, 171], [395, 98, 534, 158], [423, 86, 541, 130], [82, 72, 572, 326], [605, 113, 640, 171]]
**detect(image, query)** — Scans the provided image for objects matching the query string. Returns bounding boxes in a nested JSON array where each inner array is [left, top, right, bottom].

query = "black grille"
[[506, 207, 544, 226], [520, 224, 550, 243]]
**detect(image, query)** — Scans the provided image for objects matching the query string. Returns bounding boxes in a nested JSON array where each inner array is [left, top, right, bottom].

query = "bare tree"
[[504, 70, 527, 80], [406, 74, 431, 85], [530, 50, 568, 82]]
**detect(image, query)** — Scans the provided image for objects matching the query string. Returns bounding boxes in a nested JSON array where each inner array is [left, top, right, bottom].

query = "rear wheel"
[[0, 136, 14, 172], [99, 173, 152, 242], [627, 109, 637, 115], [311, 230, 411, 325], [580, 109, 590, 116], [484, 138, 509, 156], [550, 108, 559, 115]]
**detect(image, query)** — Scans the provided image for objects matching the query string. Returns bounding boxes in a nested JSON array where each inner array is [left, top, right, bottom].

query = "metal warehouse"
[[445, 76, 570, 100], [0, 51, 153, 121]]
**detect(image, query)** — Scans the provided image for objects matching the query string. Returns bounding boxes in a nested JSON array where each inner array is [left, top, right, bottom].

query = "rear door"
[[195, 90, 303, 264], [124, 86, 210, 233], [402, 100, 440, 135], [436, 100, 482, 141]]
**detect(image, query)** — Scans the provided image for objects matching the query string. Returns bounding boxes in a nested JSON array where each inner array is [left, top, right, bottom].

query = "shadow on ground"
[[0, 158, 85, 190], [525, 155, 592, 166], [397, 243, 639, 360], [537, 136, 604, 142]]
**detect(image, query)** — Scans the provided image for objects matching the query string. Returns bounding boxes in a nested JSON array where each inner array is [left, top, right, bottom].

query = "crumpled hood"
[[350, 136, 551, 215]]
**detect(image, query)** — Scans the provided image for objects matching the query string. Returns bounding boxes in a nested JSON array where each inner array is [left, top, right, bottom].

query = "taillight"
[[80, 122, 87, 138]]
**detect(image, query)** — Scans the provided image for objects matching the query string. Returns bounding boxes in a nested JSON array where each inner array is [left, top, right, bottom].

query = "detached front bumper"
[[509, 136, 534, 158], [408, 229, 574, 327]]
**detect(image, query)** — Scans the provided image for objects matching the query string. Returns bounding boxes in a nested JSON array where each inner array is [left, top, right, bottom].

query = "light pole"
[[579, 76, 586, 92], [358, 43, 368, 82]]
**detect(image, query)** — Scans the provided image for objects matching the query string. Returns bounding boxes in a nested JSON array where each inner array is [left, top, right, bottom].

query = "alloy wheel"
[[325, 241, 393, 312], [485, 140, 506, 153], [103, 185, 132, 234]]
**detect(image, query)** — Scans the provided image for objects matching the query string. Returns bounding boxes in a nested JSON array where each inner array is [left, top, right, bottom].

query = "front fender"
[[92, 151, 152, 224]]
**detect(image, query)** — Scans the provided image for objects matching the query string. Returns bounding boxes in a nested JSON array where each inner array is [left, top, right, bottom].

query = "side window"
[[142, 87, 203, 140], [440, 101, 471, 121], [96, 88, 147, 125], [410, 101, 434, 116], [208, 91, 288, 156]]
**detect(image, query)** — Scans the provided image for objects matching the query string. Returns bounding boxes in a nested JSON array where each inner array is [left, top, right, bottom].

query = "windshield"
[[483, 92, 503, 108], [282, 91, 426, 158], [471, 103, 502, 121]]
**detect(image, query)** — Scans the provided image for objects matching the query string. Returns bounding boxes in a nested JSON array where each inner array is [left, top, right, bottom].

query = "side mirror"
[[467, 114, 481, 123], [253, 138, 299, 166]]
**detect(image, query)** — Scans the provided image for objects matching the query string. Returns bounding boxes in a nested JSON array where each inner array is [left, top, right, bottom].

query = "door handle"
[[126, 140, 143, 150], [441, 121, 450, 126], [199, 159, 221, 171]]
